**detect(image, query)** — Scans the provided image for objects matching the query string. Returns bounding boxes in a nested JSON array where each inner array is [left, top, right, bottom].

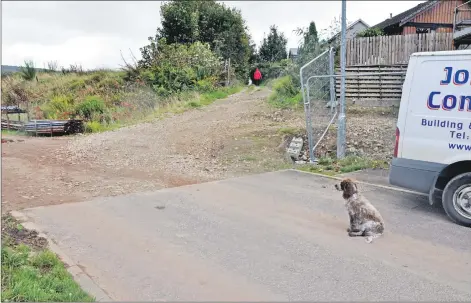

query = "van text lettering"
[[440, 67, 470, 85], [429, 67, 471, 111], [427, 91, 471, 111]]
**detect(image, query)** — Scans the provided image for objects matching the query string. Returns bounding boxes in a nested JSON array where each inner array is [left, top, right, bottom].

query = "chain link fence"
[[300, 47, 337, 162]]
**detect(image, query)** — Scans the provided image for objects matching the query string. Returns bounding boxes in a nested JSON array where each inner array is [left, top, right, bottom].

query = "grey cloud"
[[2, 1, 162, 46], [2, 1, 423, 68]]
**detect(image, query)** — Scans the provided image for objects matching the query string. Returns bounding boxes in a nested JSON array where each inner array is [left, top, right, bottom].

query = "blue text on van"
[[427, 67, 471, 111]]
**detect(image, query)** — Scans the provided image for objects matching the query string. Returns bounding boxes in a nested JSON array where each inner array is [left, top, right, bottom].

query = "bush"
[[84, 121, 103, 133], [75, 95, 106, 120], [356, 27, 384, 38], [196, 78, 216, 92], [268, 76, 302, 109], [41, 95, 74, 119], [140, 39, 222, 94]]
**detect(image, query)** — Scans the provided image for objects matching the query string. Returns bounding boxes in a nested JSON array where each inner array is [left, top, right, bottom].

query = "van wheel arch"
[[442, 172, 471, 227], [429, 161, 471, 206]]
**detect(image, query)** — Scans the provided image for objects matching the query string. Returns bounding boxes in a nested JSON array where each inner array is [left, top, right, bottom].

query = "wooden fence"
[[335, 65, 408, 106], [346, 33, 454, 66]]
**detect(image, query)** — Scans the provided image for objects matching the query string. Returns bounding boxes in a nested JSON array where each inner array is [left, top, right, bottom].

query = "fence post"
[[337, 0, 347, 159], [227, 58, 231, 86]]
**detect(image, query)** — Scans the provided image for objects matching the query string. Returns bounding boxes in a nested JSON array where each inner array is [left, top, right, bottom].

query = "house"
[[327, 19, 370, 44], [288, 48, 299, 60], [371, 0, 471, 47]]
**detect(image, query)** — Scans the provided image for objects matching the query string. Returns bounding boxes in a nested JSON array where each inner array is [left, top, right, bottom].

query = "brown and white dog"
[[335, 178, 385, 243]]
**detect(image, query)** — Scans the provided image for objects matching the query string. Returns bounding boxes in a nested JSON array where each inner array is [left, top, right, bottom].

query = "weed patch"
[[267, 76, 302, 109], [297, 155, 388, 176], [1, 215, 94, 302]]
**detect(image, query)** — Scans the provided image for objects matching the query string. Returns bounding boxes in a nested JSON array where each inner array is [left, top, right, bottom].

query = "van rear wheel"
[[442, 172, 471, 227]]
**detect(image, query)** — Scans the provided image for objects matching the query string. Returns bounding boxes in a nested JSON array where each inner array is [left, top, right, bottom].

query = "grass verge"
[[1, 215, 94, 302], [296, 155, 389, 176], [151, 85, 243, 118], [267, 76, 302, 110]]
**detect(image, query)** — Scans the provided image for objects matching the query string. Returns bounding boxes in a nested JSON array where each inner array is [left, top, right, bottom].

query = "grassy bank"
[[1, 215, 94, 302], [266, 76, 302, 109], [1, 70, 243, 134]]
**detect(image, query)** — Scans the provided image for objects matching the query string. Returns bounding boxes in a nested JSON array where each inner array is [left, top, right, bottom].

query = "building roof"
[[327, 19, 370, 43], [372, 0, 439, 30]]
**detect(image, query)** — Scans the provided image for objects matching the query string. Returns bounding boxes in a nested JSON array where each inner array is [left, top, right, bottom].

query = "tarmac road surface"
[[21, 170, 471, 301]]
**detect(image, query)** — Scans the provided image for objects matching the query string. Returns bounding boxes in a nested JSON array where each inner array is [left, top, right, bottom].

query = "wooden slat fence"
[[346, 33, 454, 66], [335, 65, 408, 106]]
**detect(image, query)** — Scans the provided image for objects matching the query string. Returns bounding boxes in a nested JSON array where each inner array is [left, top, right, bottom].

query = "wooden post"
[[226, 58, 230, 86]]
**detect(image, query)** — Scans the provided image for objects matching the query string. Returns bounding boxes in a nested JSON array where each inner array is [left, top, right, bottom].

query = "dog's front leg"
[[347, 213, 361, 233]]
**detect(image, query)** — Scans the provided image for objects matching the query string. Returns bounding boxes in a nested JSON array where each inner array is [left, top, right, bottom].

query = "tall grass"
[[1, 70, 243, 134], [267, 76, 302, 109]]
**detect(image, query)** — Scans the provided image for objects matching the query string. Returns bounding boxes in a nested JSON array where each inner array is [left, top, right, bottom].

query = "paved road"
[[22, 170, 471, 301]]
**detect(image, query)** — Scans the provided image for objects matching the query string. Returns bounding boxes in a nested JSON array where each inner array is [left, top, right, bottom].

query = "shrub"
[[356, 27, 384, 38], [84, 121, 102, 133], [68, 79, 87, 91], [41, 95, 74, 119], [75, 95, 106, 120], [140, 39, 222, 94], [196, 78, 216, 92], [268, 76, 302, 109]]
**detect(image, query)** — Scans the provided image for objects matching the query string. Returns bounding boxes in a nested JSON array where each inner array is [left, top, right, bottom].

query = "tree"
[[356, 27, 384, 38], [321, 16, 351, 47], [152, 0, 251, 76], [294, 21, 326, 67], [258, 25, 288, 63], [295, 22, 318, 46]]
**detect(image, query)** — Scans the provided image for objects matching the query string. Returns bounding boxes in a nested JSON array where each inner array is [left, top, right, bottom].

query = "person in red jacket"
[[253, 68, 262, 86]]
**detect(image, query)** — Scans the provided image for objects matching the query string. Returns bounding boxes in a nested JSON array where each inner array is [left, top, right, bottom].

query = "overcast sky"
[[2, 1, 422, 70]]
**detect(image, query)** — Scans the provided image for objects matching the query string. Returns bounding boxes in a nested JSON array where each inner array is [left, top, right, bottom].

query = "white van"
[[389, 50, 471, 227]]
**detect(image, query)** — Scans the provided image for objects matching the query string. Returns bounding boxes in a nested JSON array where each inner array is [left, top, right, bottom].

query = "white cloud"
[[2, 1, 423, 69]]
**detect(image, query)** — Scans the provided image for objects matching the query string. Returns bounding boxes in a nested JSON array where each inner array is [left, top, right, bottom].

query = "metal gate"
[[300, 48, 408, 163], [300, 47, 337, 163]]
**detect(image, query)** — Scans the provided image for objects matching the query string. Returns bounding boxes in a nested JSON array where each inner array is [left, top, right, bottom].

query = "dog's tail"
[[365, 233, 382, 244]]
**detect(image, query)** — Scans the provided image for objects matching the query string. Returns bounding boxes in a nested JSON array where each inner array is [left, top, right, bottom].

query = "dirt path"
[[2, 87, 398, 212], [1, 88, 305, 212]]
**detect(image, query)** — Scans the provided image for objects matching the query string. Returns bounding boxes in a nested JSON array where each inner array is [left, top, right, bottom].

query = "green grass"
[[297, 155, 389, 176], [1, 216, 94, 302], [267, 76, 302, 109], [277, 126, 304, 136], [158, 85, 243, 115], [2, 70, 244, 135], [1, 129, 27, 136]]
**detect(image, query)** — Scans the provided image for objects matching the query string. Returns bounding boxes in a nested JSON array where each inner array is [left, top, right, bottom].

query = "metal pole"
[[337, 0, 347, 159], [329, 47, 336, 114], [305, 84, 315, 162]]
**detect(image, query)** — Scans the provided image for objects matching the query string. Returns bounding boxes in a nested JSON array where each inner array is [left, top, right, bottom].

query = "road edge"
[[9, 210, 113, 302], [289, 169, 428, 197]]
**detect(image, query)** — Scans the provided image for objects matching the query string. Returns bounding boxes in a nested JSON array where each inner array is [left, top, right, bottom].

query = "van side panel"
[[390, 52, 471, 193], [401, 56, 471, 164]]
